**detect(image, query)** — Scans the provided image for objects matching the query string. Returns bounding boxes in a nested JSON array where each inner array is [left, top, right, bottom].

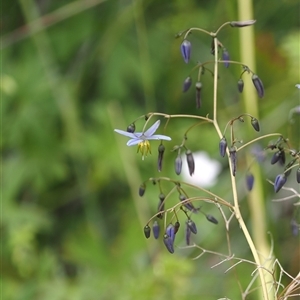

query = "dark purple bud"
[[251, 118, 260, 132], [274, 174, 287, 193], [237, 79, 244, 93], [206, 214, 218, 224], [219, 137, 227, 157], [278, 151, 286, 166], [139, 183, 146, 196], [144, 225, 151, 239], [180, 40, 191, 64], [222, 48, 230, 68], [163, 233, 174, 253], [127, 123, 135, 133], [157, 144, 165, 172], [186, 150, 195, 176], [152, 220, 160, 239], [230, 20, 256, 27], [229, 146, 237, 176], [179, 194, 198, 213], [290, 219, 299, 236], [182, 76, 192, 92], [296, 167, 300, 183], [195, 82, 202, 109], [252, 74, 264, 98], [175, 155, 182, 175], [271, 151, 281, 165], [185, 224, 191, 245], [246, 172, 255, 191], [186, 219, 197, 234], [166, 224, 176, 243], [174, 221, 180, 234]]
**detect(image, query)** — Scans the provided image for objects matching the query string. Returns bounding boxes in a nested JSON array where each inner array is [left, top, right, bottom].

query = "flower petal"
[[114, 129, 136, 138], [127, 138, 143, 146], [144, 120, 160, 137], [147, 134, 171, 141]]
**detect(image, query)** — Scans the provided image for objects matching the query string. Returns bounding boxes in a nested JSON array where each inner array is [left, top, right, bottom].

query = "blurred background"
[[2, 0, 300, 299]]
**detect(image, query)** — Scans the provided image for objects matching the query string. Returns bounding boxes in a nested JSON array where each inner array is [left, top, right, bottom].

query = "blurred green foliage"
[[1, 0, 299, 299]]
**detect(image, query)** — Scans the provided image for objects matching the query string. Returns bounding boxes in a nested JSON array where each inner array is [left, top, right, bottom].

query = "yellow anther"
[[137, 140, 151, 160]]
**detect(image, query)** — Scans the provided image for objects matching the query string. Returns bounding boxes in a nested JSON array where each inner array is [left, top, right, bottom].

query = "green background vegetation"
[[2, 0, 299, 299]]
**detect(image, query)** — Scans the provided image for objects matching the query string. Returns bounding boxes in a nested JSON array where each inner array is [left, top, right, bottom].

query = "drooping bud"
[[182, 76, 192, 92], [163, 233, 174, 253], [246, 172, 254, 191], [157, 144, 165, 172], [219, 137, 227, 157], [195, 82, 202, 109], [222, 48, 230, 68], [252, 74, 264, 98], [278, 150, 286, 166], [174, 221, 180, 234], [152, 220, 160, 239], [186, 219, 197, 234], [175, 155, 182, 175], [274, 173, 287, 193], [271, 151, 281, 165], [229, 146, 237, 176], [296, 167, 300, 183], [186, 150, 195, 176], [206, 214, 218, 224], [180, 40, 191, 64], [251, 118, 260, 132], [143, 225, 151, 239], [230, 20, 256, 27], [185, 224, 191, 245], [237, 79, 244, 93], [166, 224, 176, 243], [179, 194, 199, 213], [139, 183, 146, 196], [127, 123, 135, 133]]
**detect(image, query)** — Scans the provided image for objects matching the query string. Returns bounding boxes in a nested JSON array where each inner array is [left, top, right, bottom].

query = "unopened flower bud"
[[186, 219, 197, 234], [222, 48, 230, 68], [174, 221, 180, 234], [271, 150, 285, 165], [157, 144, 165, 172], [127, 123, 135, 133], [166, 224, 175, 242], [274, 173, 287, 193], [219, 137, 227, 157], [230, 20, 256, 27], [185, 224, 191, 245], [195, 82, 202, 109], [179, 194, 198, 213], [152, 220, 160, 239], [180, 40, 191, 64], [139, 183, 146, 197], [206, 214, 218, 224], [246, 172, 254, 191], [186, 150, 195, 176], [296, 167, 300, 184], [251, 118, 260, 132], [144, 225, 151, 239], [163, 233, 174, 253], [182, 76, 192, 92], [175, 155, 182, 175], [237, 79, 244, 93], [229, 146, 237, 176], [252, 74, 264, 98]]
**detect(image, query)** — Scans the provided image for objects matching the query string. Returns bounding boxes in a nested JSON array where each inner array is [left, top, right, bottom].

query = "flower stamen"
[[137, 140, 151, 160]]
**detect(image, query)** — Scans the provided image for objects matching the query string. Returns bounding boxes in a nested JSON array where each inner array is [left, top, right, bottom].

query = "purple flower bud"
[[230, 20, 256, 27], [206, 214, 218, 224], [186, 150, 195, 176], [186, 219, 197, 234], [166, 224, 176, 243], [195, 82, 202, 109], [174, 221, 180, 234], [185, 224, 191, 245], [222, 48, 230, 68], [144, 225, 151, 239], [296, 167, 300, 184], [127, 123, 135, 133], [182, 76, 192, 92], [251, 118, 260, 132], [180, 40, 191, 64], [278, 151, 286, 166], [252, 74, 264, 98], [274, 173, 287, 193], [219, 137, 227, 157], [237, 79, 244, 93], [157, 144, 165, 172], [152, 220, 160, 239], [271, 151, 281, 165], [175, 155, 182, 175], [179, 194, 199, 213], [163, 233, 174, 253], [246, 172, 254, 191], [229, 146, 237, 176], [139, 183, 146, 196]]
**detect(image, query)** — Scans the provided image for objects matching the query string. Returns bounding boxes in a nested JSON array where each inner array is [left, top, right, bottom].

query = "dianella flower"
[[180, 40, 191, 63], [114, 120, 171, 160]]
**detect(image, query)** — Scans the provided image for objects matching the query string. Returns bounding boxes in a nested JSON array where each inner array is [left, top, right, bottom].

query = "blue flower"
[[114, 120, 171, 160]]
